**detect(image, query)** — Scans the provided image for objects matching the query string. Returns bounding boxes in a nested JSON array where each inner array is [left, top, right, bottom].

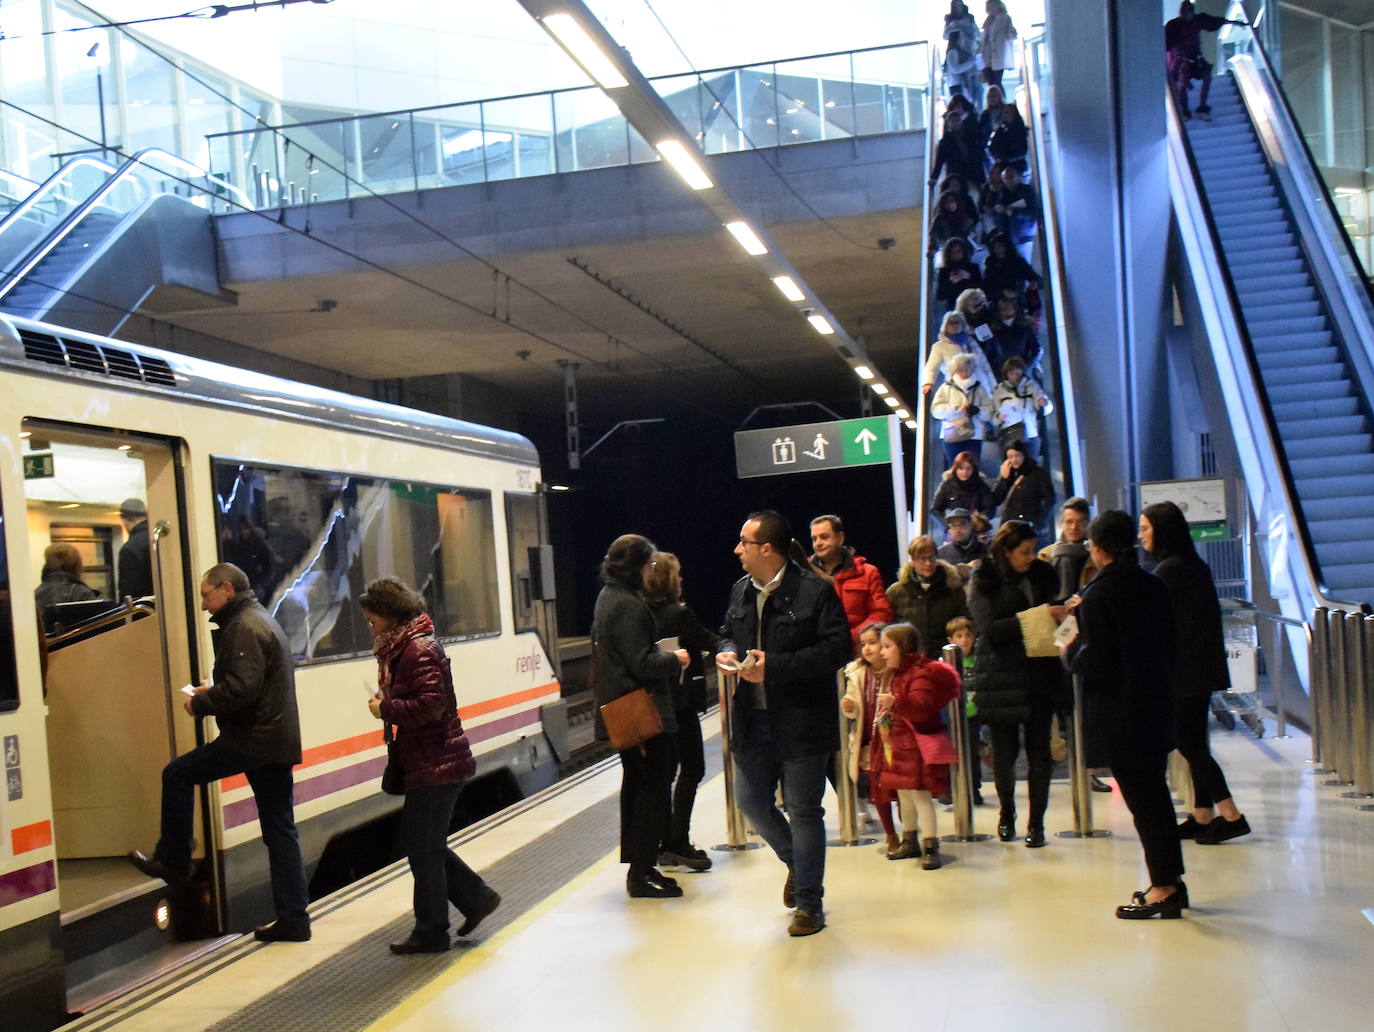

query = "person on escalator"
[[930, 192, 979, 257], [944, 1, 982, 104], [993, 166, 1040, 263], [991, 356, 1050, 461], [935, 238, 983, 311], [988, 298, 1042, 376], [1166, 2, 1248, 121], [986, 102, 1029, 176], [955, 287, 998, 365], [983, 233, 1043, 320], [931, 353, 995, 467], [991, 440, 1055, 541], [922, 310, 997, 398], [930, 107, 985, 189]]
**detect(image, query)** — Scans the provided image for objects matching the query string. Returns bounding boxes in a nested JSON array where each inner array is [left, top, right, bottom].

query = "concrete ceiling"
[[151, 135, 923, 427]]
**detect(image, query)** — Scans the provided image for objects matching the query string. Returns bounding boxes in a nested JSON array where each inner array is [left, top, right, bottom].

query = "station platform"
[[68, 715, 1374, 1032]]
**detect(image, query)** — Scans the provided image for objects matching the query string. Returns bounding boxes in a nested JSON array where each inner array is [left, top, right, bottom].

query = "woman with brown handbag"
[[363, 578, 500, 953], [591, 535, 690, 898]]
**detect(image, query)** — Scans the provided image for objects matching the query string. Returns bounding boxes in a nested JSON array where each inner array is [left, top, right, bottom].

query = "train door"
[[22, 420, 207, 995], [505, 490, 558, 677]]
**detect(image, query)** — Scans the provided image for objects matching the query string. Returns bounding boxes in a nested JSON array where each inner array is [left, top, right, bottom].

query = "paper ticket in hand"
[[179, 684, 198, 697], [1054, 614, 1079, 647]]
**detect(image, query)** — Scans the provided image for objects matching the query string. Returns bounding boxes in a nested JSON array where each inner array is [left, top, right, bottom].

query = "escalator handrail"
[[0, 156, 120, 247], [1018, 34, 1082, 500], [914, 42, 941, 530], [1221, 7, 1374, 327], [1166, 89, 1365, 614], [0, 148, 250, 303]]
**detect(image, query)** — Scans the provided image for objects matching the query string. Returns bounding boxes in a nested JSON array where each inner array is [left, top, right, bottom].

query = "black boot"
[[997, 810, 1017, 842]]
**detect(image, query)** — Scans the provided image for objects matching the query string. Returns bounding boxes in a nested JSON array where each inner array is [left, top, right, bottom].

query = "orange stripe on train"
[[11, 821, 53, 854], [218, 680, 560, 791]]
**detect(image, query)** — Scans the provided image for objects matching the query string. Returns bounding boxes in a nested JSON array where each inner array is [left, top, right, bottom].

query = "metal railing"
[[1308, 607, 1374, 807], [205, 41, 930, 211]]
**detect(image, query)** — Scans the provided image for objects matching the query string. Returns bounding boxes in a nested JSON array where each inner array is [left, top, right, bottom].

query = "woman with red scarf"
[[364, 578, 500, 954]]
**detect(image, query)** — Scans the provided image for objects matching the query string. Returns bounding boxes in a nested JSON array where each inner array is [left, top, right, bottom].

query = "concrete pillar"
[[1045, 0, 1173, 510]]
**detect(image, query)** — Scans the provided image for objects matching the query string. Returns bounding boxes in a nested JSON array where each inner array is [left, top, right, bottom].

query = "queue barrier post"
[[941, 644, 991, 843], [1307, 608, 1334, 773], [1270, 618, 1291, 740], [830, 669, 876, 847], [1057, 672, 1111, 839], [1340, 614, 1374, 805], [1325, 611, 1355, 787], [713, 671, 760, 852]]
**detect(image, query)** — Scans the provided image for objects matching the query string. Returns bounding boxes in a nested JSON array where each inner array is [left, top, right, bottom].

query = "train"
[[0, 314, 564, 1031]]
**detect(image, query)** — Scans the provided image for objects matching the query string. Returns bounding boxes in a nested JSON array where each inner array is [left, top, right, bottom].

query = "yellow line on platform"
[[365, 846, 621, 1032]]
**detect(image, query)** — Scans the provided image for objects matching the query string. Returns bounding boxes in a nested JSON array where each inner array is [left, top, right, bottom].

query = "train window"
[[212, 461, 499, 663], [0, 491, 17, 711], [505, 493, 540, 634]]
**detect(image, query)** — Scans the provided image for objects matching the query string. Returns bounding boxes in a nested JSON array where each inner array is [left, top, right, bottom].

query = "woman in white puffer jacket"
[[979, 0, 1018, 88]]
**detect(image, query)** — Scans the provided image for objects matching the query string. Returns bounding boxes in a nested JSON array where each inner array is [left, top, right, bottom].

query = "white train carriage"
[[0, 314, 564, 1030]]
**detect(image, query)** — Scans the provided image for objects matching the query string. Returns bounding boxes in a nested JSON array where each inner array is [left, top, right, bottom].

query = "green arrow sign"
[[734, 417, 892, 478]]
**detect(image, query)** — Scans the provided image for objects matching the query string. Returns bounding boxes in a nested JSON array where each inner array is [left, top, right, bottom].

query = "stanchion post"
[[1271, 619, 1290, 740], [1058, 672, 1111, 839], [940, 643, 990, 843], [713, 671, 759, 851], [1308, 609, 1333, 773], [1326, 611, 1355, 787], [1340, 614, 1373, 803], [830, 669, 875, 846], [1358, 616, 1374, 813]]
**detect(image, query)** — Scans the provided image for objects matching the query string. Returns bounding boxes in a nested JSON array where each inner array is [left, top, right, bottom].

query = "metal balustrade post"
[[1340, 613, 1374, 804], [829, 670, 875, 847], [1326, 611, 1355, 786], [941, 644, 990, 843], [1357, 617, 1374, 812], [1058, 673, 1111, 839], [1308, 609, 1333, 773], [1271, 619, 1291, 739], [713, 671, 759, 852]]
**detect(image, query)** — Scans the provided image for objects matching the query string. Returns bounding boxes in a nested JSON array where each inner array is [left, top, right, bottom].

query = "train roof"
[[0, 315, 539, 467]]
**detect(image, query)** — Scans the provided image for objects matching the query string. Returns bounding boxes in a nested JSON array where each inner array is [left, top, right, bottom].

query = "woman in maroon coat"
[[364, 578, 500, 954], [874, 623, 960, 869]]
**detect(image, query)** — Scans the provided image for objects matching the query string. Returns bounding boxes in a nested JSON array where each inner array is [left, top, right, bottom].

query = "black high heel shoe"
[[1116, 886, 1184, 920], [997, 811, 1017, 842]]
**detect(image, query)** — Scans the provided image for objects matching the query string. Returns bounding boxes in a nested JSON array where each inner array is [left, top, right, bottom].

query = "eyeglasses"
[[738, 538, 765, 547]]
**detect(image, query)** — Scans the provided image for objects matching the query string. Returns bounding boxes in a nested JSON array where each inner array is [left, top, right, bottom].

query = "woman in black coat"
[[643, 552, 721, 872], [591, 534, 690, 898], [885, 536, 969, 659], [935, 237, 983, 311], [1066, 511, 1186, 919], [991, 440, 1055, 539], [1140, 502, 1250, 845], [929, 449, 994, 521], [968, 520, 1069, 846]]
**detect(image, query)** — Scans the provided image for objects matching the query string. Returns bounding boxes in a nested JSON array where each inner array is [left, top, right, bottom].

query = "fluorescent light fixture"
[[725, 221, 768, 256], [655, 139, 713, 190], [58, 502, 80, 509], [884, 396, 900, 408], [807, 313, 834, 335], [19, 430, 30, 438], [854, 365, 874, 380], [870, 382, 889, 395], [772, 275, 804, 301], [548, 484, 573, 492], [896, 408, 910, 419], [117, 444, 132, 451], [542, 13, 629, 90], [904, 419, 917, 430]]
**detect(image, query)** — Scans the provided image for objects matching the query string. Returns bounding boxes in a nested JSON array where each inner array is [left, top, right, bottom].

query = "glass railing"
[[0, 157, 119, 284], [205, 41, 929, 210]]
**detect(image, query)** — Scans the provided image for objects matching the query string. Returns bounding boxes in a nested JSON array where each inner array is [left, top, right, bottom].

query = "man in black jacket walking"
[[717, 510, 850, 937], [129, 562, 311, 942]]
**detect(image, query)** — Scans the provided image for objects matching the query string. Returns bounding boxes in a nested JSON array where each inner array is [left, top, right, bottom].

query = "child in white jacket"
[[991, 355, 1052, 462], [931, 353, 994, 467]]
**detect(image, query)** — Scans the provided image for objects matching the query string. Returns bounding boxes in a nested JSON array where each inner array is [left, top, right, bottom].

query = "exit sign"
[[734, 417, 892, 479], [23, 453, 54, 480]]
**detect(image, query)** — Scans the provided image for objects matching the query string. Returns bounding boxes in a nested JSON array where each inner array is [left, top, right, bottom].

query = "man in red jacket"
[[809, 515, 894, 651]]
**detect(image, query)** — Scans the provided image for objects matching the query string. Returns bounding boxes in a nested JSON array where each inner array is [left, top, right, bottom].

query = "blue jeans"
[[156, 737, 309, 922], [402, 781, 492, 938], [732, 716, 829, 913]]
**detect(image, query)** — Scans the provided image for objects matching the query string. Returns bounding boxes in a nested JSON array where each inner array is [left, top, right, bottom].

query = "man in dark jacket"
[[809, 514, 893, 650], [1064, 511, 1184, 919], [117, 498, 154, 599], [717, 510, 850, 937], [129, 562, 311, 942]]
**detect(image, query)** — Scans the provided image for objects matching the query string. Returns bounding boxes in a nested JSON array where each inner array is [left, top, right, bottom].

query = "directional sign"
[[22, 452, 54, 480], [734, 417, 891, 479]]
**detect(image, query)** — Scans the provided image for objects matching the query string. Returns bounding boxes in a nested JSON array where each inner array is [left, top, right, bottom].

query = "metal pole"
[[1340, 613, 1373, 802], [149, 521, 178, 761], [942, 644, 990, 843], [713, 671, 759, 851], [1272, 618, 1290, 739], [1326, 610, 1354, 786], [1058, 672, 1111, 838], [1308, 609, 1333, 772], [829, 669, 874, 847], [1358, 616, 1374, 813]]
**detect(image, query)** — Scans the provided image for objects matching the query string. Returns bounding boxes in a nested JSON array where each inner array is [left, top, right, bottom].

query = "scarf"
[[373, 612, 436, 698]]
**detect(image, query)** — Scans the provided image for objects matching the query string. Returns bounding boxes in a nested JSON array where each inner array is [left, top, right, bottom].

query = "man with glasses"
[[717, 510, 850, 936]]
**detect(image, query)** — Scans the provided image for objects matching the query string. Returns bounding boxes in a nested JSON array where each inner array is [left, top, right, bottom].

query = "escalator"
[[0, 149, 245, 335], [1168, 19, 1374, 611]]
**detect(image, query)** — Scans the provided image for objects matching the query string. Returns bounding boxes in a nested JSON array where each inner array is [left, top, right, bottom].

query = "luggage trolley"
[[1219, 598, 1264, 738]]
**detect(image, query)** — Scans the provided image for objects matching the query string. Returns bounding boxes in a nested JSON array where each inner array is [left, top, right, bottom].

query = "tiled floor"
[[366, 727, 1374, 1032]]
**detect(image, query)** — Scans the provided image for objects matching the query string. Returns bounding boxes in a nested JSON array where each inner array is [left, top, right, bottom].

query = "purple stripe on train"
[[223, 707, 543, 829], [0, 860, 56, 907]]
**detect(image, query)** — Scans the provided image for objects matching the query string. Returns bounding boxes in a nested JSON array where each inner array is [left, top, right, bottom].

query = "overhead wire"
[[0, 0, 338, 42]]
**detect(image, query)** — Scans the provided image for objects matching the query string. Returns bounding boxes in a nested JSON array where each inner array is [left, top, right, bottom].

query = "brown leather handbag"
[[599, 688, 664, 751]]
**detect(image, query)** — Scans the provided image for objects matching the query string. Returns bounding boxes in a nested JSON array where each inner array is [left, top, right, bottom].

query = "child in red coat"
[[876, 623, 961, 869]]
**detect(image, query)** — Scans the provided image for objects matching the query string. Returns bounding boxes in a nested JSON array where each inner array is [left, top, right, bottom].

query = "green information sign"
[[1189, 522, 1227, 542], [734, 417, 892, 479], [22, 452, 54, 480]]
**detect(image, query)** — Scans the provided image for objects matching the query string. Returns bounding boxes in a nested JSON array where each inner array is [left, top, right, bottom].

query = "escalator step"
[[1266, 372, 1347, 403], [1313, 542, 1374, 567], [1214, 204, 1282, 226], [1210, 189, 1277, 212], [1230, 264, 1310, 287], [1307, 515, 1374, 544], [1299, 484, 1374, 517], [1246, 299, 1323, 319], [1273, 396, 1361, 423], [1218, 223, 1294, 245], [1246, 315, 1327, 336], [1277, 414, 1368, 440], [1256, 345, 1338, 369], [1228, 247, 1302, 269], [1240, 288, 1319, 309], [1289, 469, 1374, 499], [1321, 563, 1374, 591]]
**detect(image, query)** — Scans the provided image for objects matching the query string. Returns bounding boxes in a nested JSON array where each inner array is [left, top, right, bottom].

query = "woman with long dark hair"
[[1140, 502, 1251, 844], [592, 534, 691, 898], [968, 520, 1069, 846], [642, 552, 721, 872], [362, 578, 499, 954]]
